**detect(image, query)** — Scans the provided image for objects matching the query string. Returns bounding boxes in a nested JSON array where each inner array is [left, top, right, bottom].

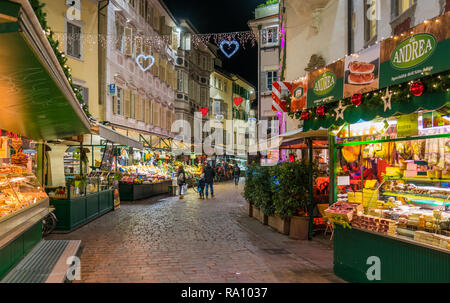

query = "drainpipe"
[[347, 0, 353, 55]]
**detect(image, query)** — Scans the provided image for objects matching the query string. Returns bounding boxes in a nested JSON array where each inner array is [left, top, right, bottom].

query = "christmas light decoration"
[[135, 54, 155, 72], [219, 40, 240, 58], [233, 97, 243, 107], [200, 108, 209, 117], [334, 101, 347, 121], [382, 87, 393, 112]]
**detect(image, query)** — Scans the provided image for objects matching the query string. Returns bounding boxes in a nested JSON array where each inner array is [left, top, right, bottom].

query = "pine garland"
[[287, 71, 450, 121], [29, 0, 91, 118]]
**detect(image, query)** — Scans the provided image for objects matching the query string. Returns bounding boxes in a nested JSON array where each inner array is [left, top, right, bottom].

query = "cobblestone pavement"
[[46, 180, 343, 283]]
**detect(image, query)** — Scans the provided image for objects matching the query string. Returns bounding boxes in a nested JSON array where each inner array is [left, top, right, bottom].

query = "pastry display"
[[0, 165, 48, 219]]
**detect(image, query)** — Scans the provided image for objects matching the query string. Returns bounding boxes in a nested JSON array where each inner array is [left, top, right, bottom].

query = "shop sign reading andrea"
[[306, 60, 344, 108], [391, 33, 436, 69], [313, 72, 336, 95]]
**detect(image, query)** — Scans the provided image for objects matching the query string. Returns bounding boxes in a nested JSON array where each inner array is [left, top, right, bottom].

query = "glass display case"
[[331, 111, 450, 251], [0, 164, 48, 220]]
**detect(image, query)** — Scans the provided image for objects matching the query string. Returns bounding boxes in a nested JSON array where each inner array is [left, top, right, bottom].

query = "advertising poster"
[[379, 12, 450, 87], [289, 79, 308, 112], [397, 113, 419, 138], [344, 44, 380, 98], [306, 60, 344, 108]]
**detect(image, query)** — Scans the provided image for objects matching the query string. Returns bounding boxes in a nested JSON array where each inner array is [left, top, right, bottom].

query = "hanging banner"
[[290, 79, 308, 112], [344, 44, 380, 98], [306, 60, 344, 108], [379, 12, 450, 87]]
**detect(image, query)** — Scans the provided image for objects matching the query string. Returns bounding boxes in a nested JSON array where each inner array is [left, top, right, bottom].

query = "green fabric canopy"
[[0, 0, 90, 140], [303, 91, 450, 131]]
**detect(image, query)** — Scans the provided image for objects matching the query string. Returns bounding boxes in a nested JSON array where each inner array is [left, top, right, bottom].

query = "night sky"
[[163, 0, 262, 87]]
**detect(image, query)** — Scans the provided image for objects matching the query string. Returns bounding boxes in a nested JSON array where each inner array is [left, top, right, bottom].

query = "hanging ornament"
[[233, 97, 243, 107], [219, 40, 240, 58], [334, 100, 347, 121], [410, 81, 424, 96], [381, 87, 393, 112], [301, 111, 310, 120], [351, 93, 363, 106], [316, 106, 326, 117]]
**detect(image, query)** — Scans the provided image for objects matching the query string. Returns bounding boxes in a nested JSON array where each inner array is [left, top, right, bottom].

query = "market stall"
[[284, 12, 450, 282], [0, 0, 91, 279], [118, 160, 203, 201]]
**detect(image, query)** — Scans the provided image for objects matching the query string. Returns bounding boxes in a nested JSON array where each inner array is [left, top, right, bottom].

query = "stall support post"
[[307, 138, 314, 240], [329, 134, 335, 205], [36, 141, 45, 186]]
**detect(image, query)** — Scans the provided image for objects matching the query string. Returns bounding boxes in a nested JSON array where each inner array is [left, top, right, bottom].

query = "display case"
[[0, 165, 48, 220], [330, 111, 450, 282]]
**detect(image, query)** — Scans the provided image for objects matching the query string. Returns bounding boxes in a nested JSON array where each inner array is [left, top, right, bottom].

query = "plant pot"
[[289, 216, 309, 240], [247, 202, 253, 217], [253, 207, 268, 225], [268, 215, 290, 235]]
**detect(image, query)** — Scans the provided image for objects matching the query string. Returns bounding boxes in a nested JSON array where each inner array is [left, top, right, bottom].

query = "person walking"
[[204, 163, 215, 198], [233, 164, 241, 186], [177, 165, 186, 199]]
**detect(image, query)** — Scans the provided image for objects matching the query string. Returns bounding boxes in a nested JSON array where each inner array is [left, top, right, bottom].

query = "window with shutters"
[[139, 0, 145, 18], [261, 26, 278, 45], [124, 27, 133, 56], [393, 0, 415, 17], [135, 36, 143, 58], [115, 19, 124, 52], [214, 100, 221, 115], [73, 85, 89, 107], [66, 21, 82, 59]]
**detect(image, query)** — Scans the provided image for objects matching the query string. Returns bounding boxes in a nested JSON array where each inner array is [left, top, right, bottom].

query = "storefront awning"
[[96, 124, 144, 150], [0, 0, 91, 140]]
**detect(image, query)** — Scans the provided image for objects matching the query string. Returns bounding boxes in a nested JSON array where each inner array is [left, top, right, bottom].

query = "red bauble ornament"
[[301, 111, 310, 120], [410, 81, 424, 96], [316, 106, 326, 117], [351, 93, 363, 106]]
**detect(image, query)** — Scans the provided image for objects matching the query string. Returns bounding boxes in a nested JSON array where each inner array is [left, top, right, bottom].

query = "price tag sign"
[[337, 175, 350, 186]]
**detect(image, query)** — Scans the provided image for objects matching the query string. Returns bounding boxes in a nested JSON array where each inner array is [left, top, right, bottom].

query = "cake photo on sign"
[[343, 43, 380, 98], [347, 61, 376, 85]]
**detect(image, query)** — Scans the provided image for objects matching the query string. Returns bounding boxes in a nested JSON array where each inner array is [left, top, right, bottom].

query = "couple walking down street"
[[177, 163, 215, 199]]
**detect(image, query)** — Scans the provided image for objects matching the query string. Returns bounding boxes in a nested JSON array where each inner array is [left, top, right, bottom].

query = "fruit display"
[[0, 165, 48, 219]]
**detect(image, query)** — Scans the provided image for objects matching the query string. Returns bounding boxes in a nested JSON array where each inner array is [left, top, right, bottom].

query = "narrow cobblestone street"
[[46, 181, 342, 283]]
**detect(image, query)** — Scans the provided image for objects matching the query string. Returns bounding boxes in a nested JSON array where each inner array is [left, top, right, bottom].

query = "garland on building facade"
[[285, 72, 450, 124], [29, 0, 91, 118]]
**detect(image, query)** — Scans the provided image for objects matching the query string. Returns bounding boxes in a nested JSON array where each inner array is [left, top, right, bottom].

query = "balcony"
[[255, 3, 279, 19]]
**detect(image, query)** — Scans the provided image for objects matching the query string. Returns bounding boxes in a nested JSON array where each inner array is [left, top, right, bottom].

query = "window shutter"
[[115, 20, 123, 51], [124, 89, 130, 117], [124, 27, 133, 56], [144, 99, 149, 124], [159, 16, 165, 35], [152, 52, 159, 77], [113, 95, 117, 115], [134, 94, 140, 120], [153, 9, 159, 32], [149, 101, 153, 125], [260, 72, 267, 92], [135, 36, 143, 57]]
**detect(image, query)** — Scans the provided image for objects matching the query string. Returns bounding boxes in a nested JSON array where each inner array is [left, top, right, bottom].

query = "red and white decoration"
[[271, 81, 292, 112]]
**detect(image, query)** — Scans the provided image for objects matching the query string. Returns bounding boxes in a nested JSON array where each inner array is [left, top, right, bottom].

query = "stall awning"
[[96, 124, 144, 150], [0, 0, 91, 140]]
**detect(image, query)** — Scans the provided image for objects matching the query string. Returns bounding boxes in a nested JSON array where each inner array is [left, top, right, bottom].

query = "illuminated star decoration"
[[219, 40, 239, 58], [136, 53, 155, 72], [382, 87, 393, 112], [334, 100, 347, 121]]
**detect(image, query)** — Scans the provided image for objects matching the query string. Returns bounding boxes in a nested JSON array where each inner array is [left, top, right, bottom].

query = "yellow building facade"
[[43, 0, 100, 119]]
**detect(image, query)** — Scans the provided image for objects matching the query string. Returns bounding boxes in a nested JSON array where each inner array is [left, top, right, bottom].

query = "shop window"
[[66, 21, 82, 59], [261, 26, 278, 45]]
